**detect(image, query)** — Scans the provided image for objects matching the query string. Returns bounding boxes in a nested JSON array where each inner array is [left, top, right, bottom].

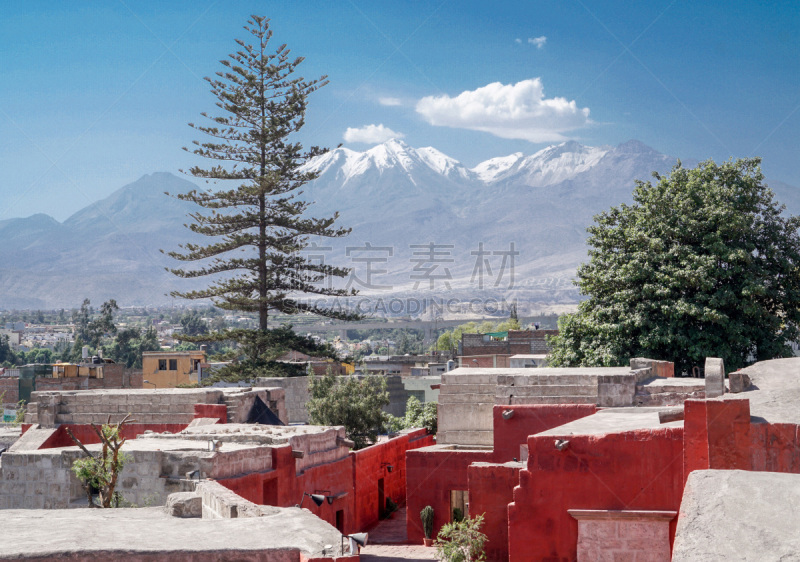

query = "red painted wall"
[[405, 447, 493, 543], [38, 423, 189, 449], [193, 403, 227, 424], [405, 405, 597, 547], [351, 429, 433, 531], [468, 462, 521, 562], [492, 404, 596, 461], [508, 427, 685, 562], [218, 431, 434, 535]]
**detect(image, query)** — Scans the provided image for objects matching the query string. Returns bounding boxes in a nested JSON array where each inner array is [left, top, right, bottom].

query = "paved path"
[[359, 544, 437, 561], [359, 507, 438, 561]]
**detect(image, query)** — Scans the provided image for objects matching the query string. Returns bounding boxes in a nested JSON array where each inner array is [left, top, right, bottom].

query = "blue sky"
[[1, 1, 798, 221]]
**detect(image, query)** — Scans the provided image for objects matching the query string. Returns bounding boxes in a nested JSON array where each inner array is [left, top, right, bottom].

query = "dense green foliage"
[[435, 514, 488, 562], [306, 370, 389, 449], [383, 395, 438, 435], [548, 158, 800, 374], [165, 16, 357, 379], [403, 396, 438, 434]]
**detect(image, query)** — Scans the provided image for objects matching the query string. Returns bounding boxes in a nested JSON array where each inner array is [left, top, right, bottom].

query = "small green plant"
[[67, 414, 133, 508], [435, 514, 488, 562], [13, 400, 26, 426], [421, 505, 434, 539], [452, 507, 464, 522]]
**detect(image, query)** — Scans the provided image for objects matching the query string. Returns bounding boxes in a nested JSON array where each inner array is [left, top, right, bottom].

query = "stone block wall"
[[597, 374, 637, 407], [0, 377, 19, 408], [256, 377, 311, 423], [437, 370, 499, 446], [23, 387, 288, 428], [0, 449, 76, 509], [569, 510, 676, 562], [289, 427, 348, 474]]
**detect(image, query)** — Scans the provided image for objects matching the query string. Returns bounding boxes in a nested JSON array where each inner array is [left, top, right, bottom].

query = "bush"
[[435, 514, 488, 562]]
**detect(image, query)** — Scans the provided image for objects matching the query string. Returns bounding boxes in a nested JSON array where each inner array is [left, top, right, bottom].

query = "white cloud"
[[343, 124, 405, 144], [378, 97, 403, 107], [528, 36, 547, 49], [415, 78, 590, 143], [515, 38, 522, 44]]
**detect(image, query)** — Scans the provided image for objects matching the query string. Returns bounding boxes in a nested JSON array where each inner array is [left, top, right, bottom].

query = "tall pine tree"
[[166, 16, 357, 379]]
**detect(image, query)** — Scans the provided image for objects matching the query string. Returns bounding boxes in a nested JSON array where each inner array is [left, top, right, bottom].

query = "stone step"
[[437, 383, 498, 394], [441, 374, 499, 385], [506, 395, 598, 405], [439, 393, 497, 404], [496, 385, 598, 398], [635, 384, 705, 394], [497, 374, 600, 386]]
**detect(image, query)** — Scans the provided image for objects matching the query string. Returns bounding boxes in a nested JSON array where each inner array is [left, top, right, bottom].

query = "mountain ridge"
[[1, 141, 795, 310]]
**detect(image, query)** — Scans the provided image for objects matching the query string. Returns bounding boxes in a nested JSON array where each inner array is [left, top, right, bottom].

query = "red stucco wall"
[[492, 404, 596, 461], [218, 430, 434, 535], [508, 427, 685, 562], [38, 423, 189, 449], [468, 463, 521, 562]]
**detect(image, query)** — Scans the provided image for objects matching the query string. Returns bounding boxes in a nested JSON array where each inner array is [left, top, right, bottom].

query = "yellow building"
[[141, 350, 205, 388]]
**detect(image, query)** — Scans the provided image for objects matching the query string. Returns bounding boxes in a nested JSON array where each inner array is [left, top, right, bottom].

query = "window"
[[169, 359, 178, 370], [158, 359, 167, 371]]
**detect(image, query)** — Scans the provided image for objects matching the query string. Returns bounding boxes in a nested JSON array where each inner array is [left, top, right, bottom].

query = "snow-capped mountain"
[[10, 138, 794, 309]]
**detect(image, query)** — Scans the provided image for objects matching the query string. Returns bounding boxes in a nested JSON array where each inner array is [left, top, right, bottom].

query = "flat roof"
[[673, 470, 800, 561], [0, 506, 343, 559], [537, 407, 683, 436], [727, 358, 800, 425], [448, 367, 632, 376]]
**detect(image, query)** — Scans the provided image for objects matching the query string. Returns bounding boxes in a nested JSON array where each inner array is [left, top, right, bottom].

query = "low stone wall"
[[288, 427, 348, 475], [23, 387, 287, 427], [196, 479, 266, 519]]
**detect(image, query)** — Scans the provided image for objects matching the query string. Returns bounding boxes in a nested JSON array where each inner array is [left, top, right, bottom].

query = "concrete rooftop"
[[672, 469, 800, 561], [727, 357, 800, 425], [448, 366, 632, 376], [538, 407, 683, 436], [0, 506, 345, 559]]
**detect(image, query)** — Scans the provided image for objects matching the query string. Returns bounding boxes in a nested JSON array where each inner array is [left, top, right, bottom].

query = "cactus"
[[421, 505, 434, 539]]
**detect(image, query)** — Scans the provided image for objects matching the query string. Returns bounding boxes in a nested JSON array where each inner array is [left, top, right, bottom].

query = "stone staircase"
[[634, 377, 706, 406], [222, 395, 238, 423], [495, 373, 601, 405]]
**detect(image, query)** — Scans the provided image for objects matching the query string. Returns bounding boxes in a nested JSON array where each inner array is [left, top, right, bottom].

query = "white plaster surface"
[[673, 469, 800, 561], [0, 506, 344, 559]]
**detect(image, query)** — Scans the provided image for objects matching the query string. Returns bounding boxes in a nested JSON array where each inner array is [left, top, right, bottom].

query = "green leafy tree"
[[0, 334, 16, 365], [165, 16, 357, 379], [66, 415, 132, 508], [403, 395, 437, 434], [435, 514, 488, 562], [179, 311, 208, 337], [72, 299, 119, 350], [105, 327, 161, 368], [307, 369, 389, 449], [548, 158, 800, 374]]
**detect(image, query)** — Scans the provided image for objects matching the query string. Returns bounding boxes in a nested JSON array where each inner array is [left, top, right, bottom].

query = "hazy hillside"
[[0, 141, 793, 311]]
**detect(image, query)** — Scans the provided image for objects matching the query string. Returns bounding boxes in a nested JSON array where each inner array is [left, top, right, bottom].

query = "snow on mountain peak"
[[302, 138, 656, 189], [471, 152, 525, 182]]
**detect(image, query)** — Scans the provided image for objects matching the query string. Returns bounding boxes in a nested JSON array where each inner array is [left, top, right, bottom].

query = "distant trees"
[[548, 159, 800, 373], [106, 327, 160, 368], [434, 318, 521, 351], [166, 15, 357, 380]]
